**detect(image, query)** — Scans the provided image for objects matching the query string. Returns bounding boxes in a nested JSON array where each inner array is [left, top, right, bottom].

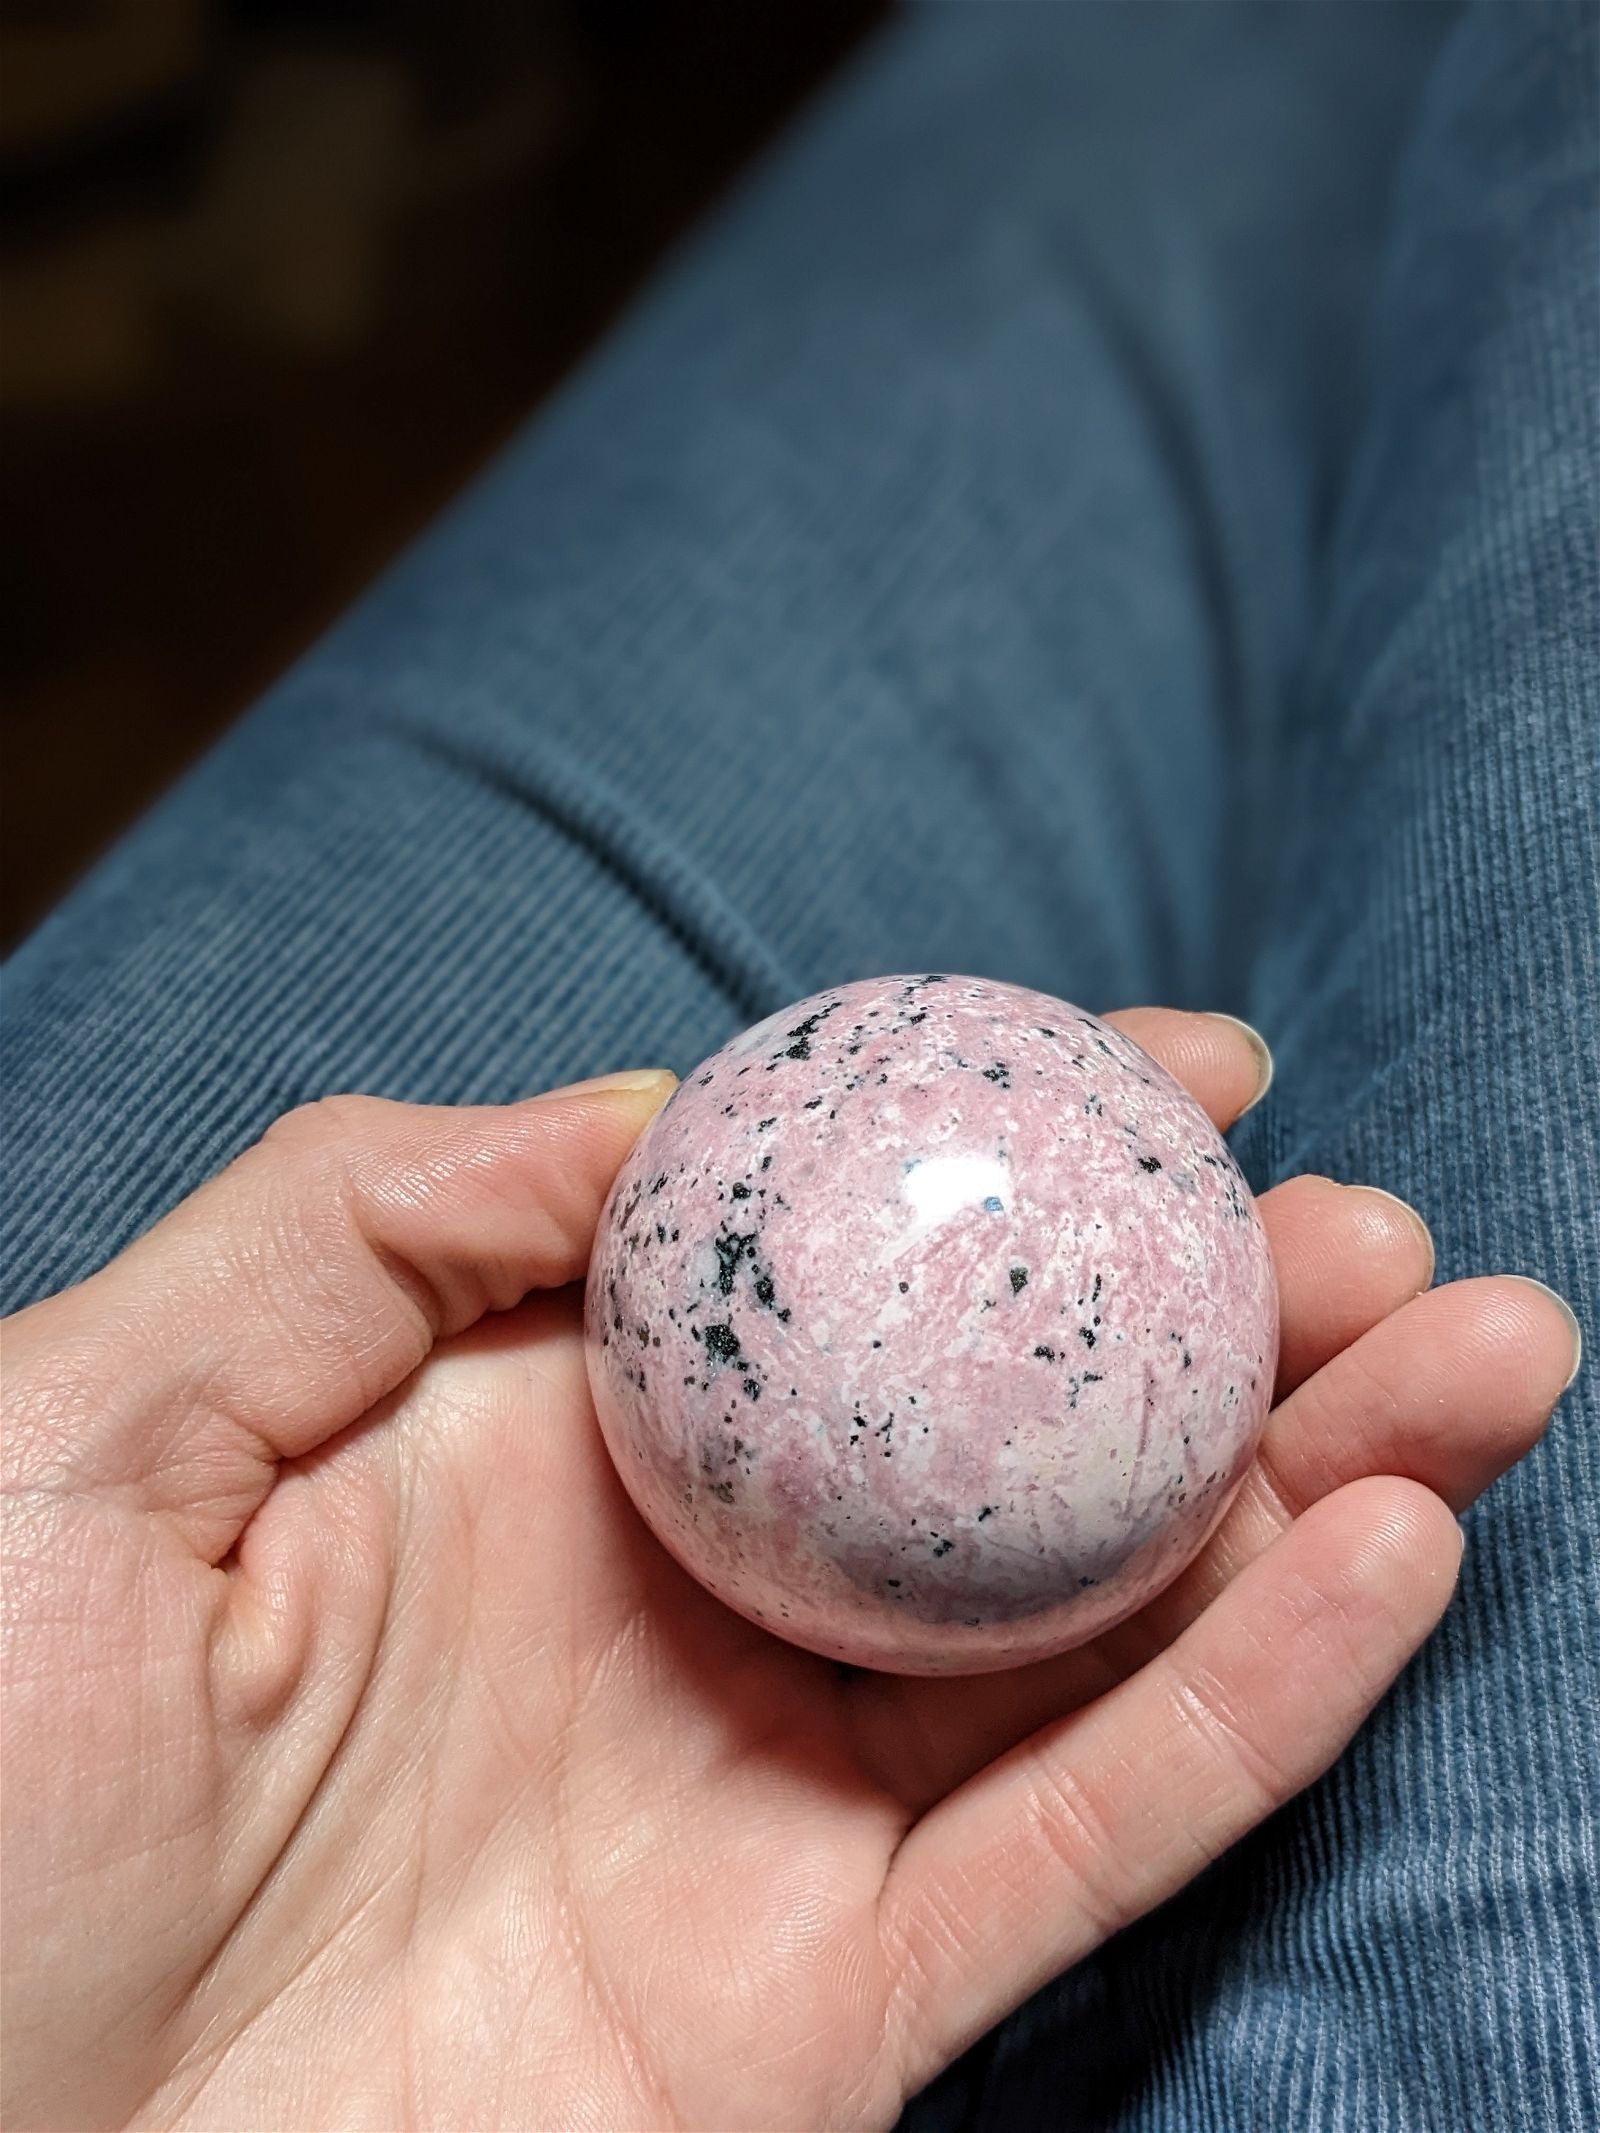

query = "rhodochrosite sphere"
[[583, 974, 1278, 1675]]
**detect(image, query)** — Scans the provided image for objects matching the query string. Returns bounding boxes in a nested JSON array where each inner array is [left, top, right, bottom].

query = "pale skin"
[[0, 1011, 1579, 2133]]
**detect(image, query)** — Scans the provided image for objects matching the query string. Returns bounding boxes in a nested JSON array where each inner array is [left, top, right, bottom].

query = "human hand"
[[1, 1017, 1577, 2131]]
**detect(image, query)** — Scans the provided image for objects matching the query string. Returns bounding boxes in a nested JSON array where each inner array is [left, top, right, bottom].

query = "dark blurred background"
[[1, 0, 889, 949]]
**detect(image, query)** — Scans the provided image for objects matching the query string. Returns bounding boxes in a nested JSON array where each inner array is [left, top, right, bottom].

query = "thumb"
[[3, 1071, 676, 1557]]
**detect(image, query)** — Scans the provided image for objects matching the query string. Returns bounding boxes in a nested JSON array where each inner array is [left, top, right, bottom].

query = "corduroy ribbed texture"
[[3, 5, 1595, 2128]]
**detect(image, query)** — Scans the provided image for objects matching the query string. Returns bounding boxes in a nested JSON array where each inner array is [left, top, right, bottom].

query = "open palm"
[[2, 1015, 1573, 2132]]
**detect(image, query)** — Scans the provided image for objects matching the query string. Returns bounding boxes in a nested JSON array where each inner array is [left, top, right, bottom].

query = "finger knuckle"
[[1172, 1665, 1296, 1812], [262, 1092, 393, 1162], [1017, 1746, 1128, 1942]]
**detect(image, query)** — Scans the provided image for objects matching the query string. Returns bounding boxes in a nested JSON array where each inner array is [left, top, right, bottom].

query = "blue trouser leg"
[[4, 6, 1594, 2129], [1, 0, 1447, 1302], [921, 10, 1600, 2131]]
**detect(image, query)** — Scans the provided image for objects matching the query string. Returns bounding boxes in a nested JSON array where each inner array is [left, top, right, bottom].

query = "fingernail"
[[540, 1068, 679, 1103], [1503, 1276, 1583, 1394], [1346, 1186, 1435, 1291], [1206, 1014, 1274, 1113]]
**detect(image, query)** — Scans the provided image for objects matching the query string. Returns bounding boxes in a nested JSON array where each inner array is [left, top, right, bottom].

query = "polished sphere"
[[584, 974, 1278, 1675]]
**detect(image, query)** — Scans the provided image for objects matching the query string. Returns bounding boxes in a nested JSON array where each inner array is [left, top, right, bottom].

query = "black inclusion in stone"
[[702, 1321, 741, 1365], [713, 1231, 754, 1294], [780, 1002, 838, 1062]]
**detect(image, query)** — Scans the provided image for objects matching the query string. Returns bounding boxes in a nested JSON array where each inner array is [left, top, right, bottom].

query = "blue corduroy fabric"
[[3, 4, 1596, 2127]]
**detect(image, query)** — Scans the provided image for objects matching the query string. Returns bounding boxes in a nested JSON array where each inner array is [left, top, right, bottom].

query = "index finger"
[[880, 1475, 1459, 2094], [1102, 1008, 1274, 1130]]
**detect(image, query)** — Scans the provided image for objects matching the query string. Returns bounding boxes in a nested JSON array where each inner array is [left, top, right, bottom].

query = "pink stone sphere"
[[583, 974, 1278, 1676]]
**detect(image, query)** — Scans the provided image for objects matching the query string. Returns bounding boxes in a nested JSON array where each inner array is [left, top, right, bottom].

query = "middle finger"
[[1261, 1174, 1434, 1396]]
